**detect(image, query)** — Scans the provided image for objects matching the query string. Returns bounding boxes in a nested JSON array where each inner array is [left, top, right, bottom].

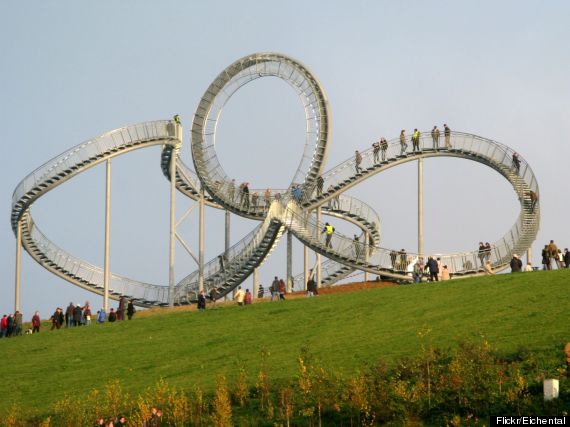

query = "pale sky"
[[1, 1, 569, 317]]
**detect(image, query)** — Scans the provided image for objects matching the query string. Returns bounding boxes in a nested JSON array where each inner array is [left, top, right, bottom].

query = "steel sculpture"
[[11, 53, 540, 308]]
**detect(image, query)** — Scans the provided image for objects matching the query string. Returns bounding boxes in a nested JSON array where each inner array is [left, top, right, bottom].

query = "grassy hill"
[[1, 269, 569, 419]]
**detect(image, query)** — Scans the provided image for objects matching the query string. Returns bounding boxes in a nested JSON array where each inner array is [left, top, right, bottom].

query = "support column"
[[364, 231, 369, 282], [526, 248, 532, 267], [14, 220, 22, 312], [225, 210, 230, 256], [316, 206, 322, 288], [104, 159, 112, 312], [418, 158, 424, 258], [287, 230, 293, 292], [253, 268, 259, 300], [198, 186, 205, 292], [304, 245, 309, 291]]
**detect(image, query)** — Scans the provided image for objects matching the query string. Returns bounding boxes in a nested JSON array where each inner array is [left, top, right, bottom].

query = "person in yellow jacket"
[[412, 128, 421, 152], [322, 222, 334, 248], [235, 286, 245, 306]]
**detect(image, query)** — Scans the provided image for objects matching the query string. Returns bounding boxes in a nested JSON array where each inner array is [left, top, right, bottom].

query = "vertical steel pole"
[[526, 248, 532, 267], [287, 230, 293, 292], [253, 268, 259, 300], [168, 132, 181, 306], [225, 210, 230, 256], [104, 159, 111, 312], [418, 158, 424, 258], [364, 231, 369, 282], [14, 220, 22, 312], [198, 186, 205, 292], [316, 206, 322, 288], [304, 244, 309, 291]]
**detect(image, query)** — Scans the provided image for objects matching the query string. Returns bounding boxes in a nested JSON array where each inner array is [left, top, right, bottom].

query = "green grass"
[[1, 269, 569, 417]]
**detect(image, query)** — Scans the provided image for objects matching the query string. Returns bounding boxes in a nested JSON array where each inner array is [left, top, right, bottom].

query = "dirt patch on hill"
[[138, 280, 398, 317]]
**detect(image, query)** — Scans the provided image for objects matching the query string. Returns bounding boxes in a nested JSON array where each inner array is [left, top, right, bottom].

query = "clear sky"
[[1, 1, 569, 318]]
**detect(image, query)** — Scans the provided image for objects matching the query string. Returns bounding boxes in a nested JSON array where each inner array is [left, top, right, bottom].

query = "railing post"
[[104, 159, 111, 312]]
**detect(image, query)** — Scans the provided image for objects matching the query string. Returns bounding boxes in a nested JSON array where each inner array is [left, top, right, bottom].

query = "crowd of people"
[[0, 296, 137, 339]]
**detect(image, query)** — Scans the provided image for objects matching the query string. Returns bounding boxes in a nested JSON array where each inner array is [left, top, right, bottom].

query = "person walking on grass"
[[31, 311, 41, 334], [127, 300, 136, 319], [510, 254, 522, 273], [271, 277, 280, 302], [278, 278, 287, 301], [235, 286, 245, 306], [198, 290, 206, 311]]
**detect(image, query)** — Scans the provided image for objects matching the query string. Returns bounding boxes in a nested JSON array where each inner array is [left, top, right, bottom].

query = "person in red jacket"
[[0, 315, 7, 337], [244, 289, 252, 305], [31, 311, 41, 334]]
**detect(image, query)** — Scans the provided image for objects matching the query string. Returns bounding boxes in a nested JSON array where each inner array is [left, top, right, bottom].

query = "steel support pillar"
[[316, 206, 322, 288], [253, 268, 259, 300], [418, 158, 424, 258], [14, 220, 22, 312], [287, 230, 293, 292], [198, 186, 205, 292], [304, 245, 309, 291], [225, 210, 230, 256], [104, 159, 111, 312], [364, 231, 369, 282]]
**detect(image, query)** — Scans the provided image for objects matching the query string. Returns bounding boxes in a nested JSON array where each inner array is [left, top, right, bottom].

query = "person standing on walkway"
[[412, 128, 421, 152], [400, 130, 408, 155], [354, 150, 363, 174], [444, 124, 451, 148], [372, 140, 380, 164], [431, 126, 440, 149], [264, 188, 271, 209], [322, 222, 335, 248], [380, 137, 388, 161], [512, 152, 521, 174], [316, 175, 324, 197]]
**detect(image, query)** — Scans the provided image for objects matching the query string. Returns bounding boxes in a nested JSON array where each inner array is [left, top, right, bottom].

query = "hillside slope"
[[1, 270, 568, 416]]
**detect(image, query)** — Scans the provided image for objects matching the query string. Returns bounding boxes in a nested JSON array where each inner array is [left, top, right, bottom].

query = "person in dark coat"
[[197, 291, 206, 311], [73, 303, 83, 326], [108, 308, 117, 322], [425, 256, 440, 282], [127, 300, 136, 320], [510, 254, 523, 272]]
